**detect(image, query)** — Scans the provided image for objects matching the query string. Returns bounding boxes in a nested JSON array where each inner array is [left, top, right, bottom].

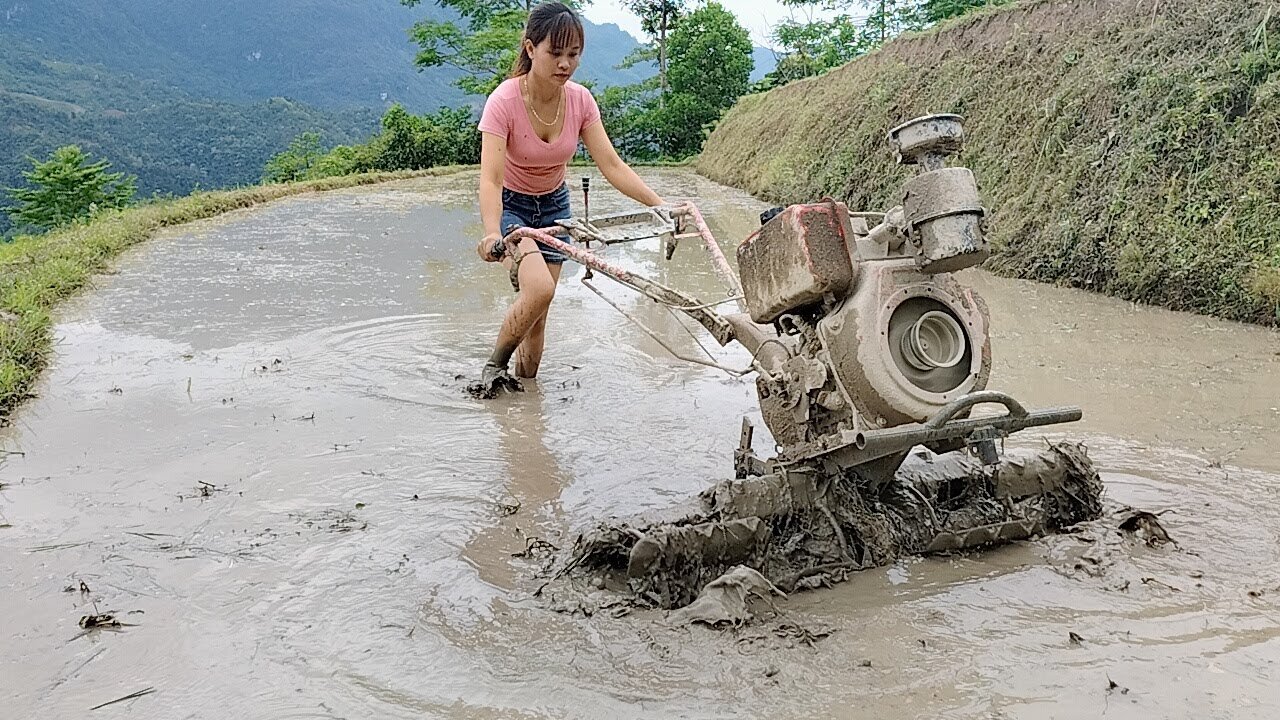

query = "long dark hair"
[[510, 2, 585, 78]]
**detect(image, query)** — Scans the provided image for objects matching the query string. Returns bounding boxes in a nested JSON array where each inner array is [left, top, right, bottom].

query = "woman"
[[475, 1, 665, 392]]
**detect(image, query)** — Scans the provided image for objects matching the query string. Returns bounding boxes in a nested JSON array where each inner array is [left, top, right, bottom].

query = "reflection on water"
[[464, 386, 574, 591], [0, 169, 1277, 719]]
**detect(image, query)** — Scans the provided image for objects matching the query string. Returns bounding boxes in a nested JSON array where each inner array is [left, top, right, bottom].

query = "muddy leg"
[[514, 262, 563, 379], [477, 241, 557, 394]]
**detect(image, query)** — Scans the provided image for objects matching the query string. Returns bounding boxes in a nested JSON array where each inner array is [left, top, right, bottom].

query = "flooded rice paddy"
[[1, 169, 1278, 718]]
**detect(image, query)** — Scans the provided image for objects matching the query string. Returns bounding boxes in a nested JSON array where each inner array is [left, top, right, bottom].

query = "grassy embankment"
[[698, 0, 1280, 326], [0, 167, 466, 419]]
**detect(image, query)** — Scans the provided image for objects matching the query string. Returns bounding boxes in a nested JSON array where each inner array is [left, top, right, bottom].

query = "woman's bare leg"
[[485, 239, 558, 375], [513, 262, 563, 378]]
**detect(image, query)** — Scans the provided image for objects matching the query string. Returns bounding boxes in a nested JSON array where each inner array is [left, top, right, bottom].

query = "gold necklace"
[[522, 76, 563, 127]]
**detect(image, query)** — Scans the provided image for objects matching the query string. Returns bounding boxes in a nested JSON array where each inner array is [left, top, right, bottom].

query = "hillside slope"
[[698, 0, 1280, 325]]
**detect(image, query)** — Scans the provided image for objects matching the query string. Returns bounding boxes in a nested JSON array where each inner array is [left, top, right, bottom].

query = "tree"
[[599, 0, 686, 159], [921, 0, 1010, 23], [371, 105, 482, 171], [622, 0, 687, 98], [597, 79, 662, 161], [309, 144, 380, 179], [5, 146, 136, 231], [778, 1, 921, 40], [401, 0, 586, 96], [758, 52, 824, 90], [263, 131, 325, 183], [657, 2, 753, 156], [858, 0, 922, 43], [771, 14, 867, 73]]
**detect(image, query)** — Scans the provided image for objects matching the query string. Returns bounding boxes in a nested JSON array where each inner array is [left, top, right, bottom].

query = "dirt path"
[[1, 170, 1277, 718]]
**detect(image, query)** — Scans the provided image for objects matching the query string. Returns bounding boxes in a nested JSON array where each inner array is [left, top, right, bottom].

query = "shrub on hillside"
[[264, 105, 480, 183], [373, 105, 480, 171], [262, 132, 326, 183], [5, 146, 136, 232]]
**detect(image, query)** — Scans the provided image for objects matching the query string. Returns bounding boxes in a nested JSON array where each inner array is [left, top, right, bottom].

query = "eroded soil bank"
[[1, 169, 1278, 718]]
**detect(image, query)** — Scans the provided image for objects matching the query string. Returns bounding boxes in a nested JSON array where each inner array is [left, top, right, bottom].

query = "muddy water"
[[1, 168, 1278, 719]]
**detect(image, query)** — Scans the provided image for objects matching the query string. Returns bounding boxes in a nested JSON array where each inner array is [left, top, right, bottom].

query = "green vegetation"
[[766, 0, 1013, 86], [598, 2, 754, 160], [369, 106, 482, 173], [0, 167, 466, 419], [0, 0, 464, 110], [262, 133, 329, 184], [264, 106, 481, 182], [6, 147, 137, 232], [699, 0, 1280, 325], [403, 0, 536, 96], [661, 3, 754, 156]]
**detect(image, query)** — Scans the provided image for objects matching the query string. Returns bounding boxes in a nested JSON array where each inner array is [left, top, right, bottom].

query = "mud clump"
[[546, 442, 1104, 612], [667, 566, 785, 627], [1118, 510, 1175, 548]]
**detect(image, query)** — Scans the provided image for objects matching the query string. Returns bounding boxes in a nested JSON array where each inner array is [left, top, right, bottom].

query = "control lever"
[[581, 176, 593, 279]]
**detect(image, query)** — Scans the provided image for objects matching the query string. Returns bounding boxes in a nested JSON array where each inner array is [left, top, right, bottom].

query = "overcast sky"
[[581, 1, 839, 49]]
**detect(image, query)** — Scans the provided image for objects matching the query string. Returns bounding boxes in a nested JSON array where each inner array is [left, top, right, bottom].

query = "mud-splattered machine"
[[496, 115, 1103, 609]]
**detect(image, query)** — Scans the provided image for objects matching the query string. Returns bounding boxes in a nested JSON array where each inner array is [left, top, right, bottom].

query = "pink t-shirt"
[[478, 77, 601, 195]]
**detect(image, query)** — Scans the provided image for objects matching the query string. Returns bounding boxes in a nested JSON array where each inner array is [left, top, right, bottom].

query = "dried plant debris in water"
[[290, 508, 367, 533], [178, 480, 227, 500], [78, 613, 121, 629], [63, 580, 92, 594], [78, 609, 138, 631], [512, 535, 559, 559], [770, 621, 833, 647], [90, 687, 157, 711], [546, 442, 1105, 616]]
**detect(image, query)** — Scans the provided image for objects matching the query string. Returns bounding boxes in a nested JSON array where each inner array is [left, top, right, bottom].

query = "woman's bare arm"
[[477, 132, 508, 261]]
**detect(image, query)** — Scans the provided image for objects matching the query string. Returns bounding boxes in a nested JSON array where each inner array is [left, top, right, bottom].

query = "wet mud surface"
[[1, 169, 1278, 718]]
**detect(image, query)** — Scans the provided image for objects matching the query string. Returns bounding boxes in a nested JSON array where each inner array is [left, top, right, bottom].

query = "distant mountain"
[[0, 39, 377, 235], [751, 46, 778, 81], [0, 0, 655, 111]]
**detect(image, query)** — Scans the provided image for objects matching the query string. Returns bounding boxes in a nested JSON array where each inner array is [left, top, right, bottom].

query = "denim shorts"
[[501, 184, 571, 265]]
